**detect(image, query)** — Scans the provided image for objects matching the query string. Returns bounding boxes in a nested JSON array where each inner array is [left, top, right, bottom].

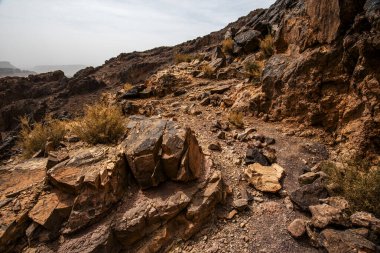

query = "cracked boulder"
[[47, 146, 127, 233], [244, 163, 285, 193], [121, 118, 204, 189], [321, 229, 376, 253], [309, 197, 350, 229]]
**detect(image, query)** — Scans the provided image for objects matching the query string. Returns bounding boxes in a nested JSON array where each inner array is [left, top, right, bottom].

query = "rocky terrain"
[[0, 0, 379, 252]]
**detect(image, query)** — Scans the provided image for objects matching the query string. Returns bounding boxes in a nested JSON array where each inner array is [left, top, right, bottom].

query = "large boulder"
[[321, 229, 376, 253], [121, 118, 204, 189], [290, 177, 329, 211], [234, 29, 262, 53], [47, 146, 127, 233]]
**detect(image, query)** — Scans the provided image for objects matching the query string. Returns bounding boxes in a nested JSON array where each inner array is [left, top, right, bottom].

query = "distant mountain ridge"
[[0, 61, 17, 69], [0, 61, 35, 77]]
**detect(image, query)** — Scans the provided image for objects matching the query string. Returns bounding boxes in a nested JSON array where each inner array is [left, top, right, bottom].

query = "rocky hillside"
[[0, 0, 379, 252]]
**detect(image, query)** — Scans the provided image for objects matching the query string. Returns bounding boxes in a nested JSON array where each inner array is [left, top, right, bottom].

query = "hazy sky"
[[0, 0, 275, 69]]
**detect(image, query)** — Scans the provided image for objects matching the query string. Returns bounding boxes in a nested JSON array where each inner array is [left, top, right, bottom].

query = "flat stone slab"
[[244, 163, 285, 193]]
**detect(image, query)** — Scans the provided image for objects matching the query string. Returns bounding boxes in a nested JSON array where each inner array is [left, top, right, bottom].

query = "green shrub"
[[72, 102, 126, 144], [321, 160, 380, 217], [260, 35, 275, 58], [222, 38, 234, 55], [19, 115, 66, 157]]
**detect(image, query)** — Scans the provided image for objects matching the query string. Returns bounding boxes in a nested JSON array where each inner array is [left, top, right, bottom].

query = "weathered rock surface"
[[351, 212, 380, 233], [1, 117, 224, 253], [287, 219, 307, 238], [244, 163, 285, 193], [47, 146, 127, 233], [309, 197, 350, 229], [121, 118, 204, 188], [290, 178, 329, 211], [321, 229, 376, 253]]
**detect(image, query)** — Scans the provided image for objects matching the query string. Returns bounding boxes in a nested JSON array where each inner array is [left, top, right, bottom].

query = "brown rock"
[[122, 118, 167, 189], [208, 142, 222, 152], [287, 219, 307, 238], [321, 229, 376, 253], [298, 172, 320, 185], [47, 146, 127, 233], [244, 163, 285, 193], [29, 191, 73, 231], [290, 178, 329, 211], [351, 212, 380, 233]]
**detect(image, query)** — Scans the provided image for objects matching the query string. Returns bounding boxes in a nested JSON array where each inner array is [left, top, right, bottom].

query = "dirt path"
[[126, 74, 329, 253]]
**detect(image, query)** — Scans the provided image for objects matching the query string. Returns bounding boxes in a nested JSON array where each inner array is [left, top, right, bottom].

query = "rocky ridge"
[[0, 0, 379, 252]]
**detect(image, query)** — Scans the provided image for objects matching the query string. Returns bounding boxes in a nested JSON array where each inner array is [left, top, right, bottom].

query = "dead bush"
[[260, 35, 275, 58], [19, 115, 66, 157], [123, 83, 133, 91], [72, 102, 126, 145], [321, 160, 380, 217], [244, 60, 263, 80], [201, 64, 215, 78], [228, 111, 244, 128], [222, 38, 234, 55], [174, 53, 197, 64]]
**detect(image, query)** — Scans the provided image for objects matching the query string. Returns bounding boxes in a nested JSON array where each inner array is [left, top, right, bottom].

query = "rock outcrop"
[[0, 119, 224, 253]]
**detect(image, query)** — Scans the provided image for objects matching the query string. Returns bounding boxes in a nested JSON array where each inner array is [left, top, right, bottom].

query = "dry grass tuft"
[[260, 35, 275, 58], [228, 111, 244, 128], [321, 160, 380, 217], [123, 83, 133, 91], [222, 38, 234, 55], [201, 64, 215, 79], [244, 61, 263, 80], [19, 115, 66, 157], [174, 53, 198, 64], [72, 102, 126, 145]]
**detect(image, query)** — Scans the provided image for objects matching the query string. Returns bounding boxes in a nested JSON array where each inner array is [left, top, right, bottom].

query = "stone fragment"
[[208, 142, 222, 152], [298, 172, 320, 185], [245, 147, 269, 166], [309, 199, 350, 229], [321, 229, 376, 253], [29, 191, 73, 231], [350, 212, 380, 233], [244, 163, 285, 193], [287, 219, 307, 238], [290, 178, 329, 211]]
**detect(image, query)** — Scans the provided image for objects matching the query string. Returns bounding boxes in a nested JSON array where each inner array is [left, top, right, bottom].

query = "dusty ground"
[[117, 73, 329, 253]]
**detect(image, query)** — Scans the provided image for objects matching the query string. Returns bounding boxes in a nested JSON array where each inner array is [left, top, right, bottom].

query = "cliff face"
[[240, 0, 380, 157]]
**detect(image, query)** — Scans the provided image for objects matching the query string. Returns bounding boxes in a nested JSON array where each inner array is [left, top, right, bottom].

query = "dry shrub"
[[123, 83, 133, 91], [244, 60, 263, 80], [321, 160, 380, 217], [174, 54, 194, 64], [222, 38, 234, 55], [228, 111, 244, 128], [72, 102, 126, 145], [19, 115, 66, 157], [260, 35, 275, 58], [201, 64, 214, 78]]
